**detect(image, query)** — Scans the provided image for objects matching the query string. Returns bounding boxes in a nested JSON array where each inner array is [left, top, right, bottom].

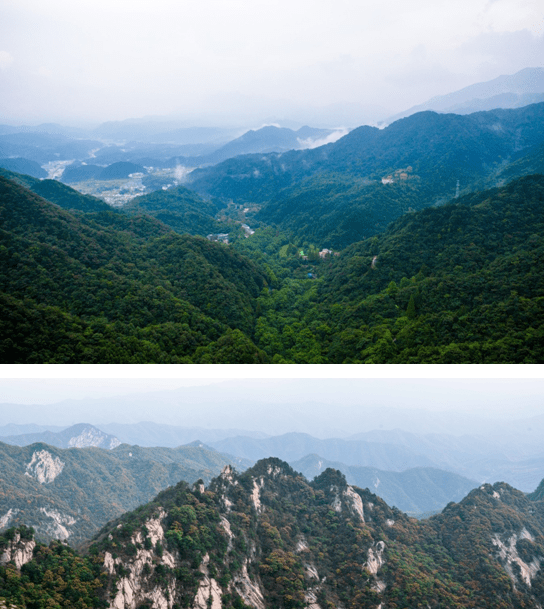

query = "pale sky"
[[1, 0, 543, 126], [0, 366, 541, 410]]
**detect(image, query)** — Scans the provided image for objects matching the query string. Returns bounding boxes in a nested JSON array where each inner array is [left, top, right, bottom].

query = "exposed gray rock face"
[[251, 479, 263, 513], [329, 484, 365, 521], [193, 554, 223, 609], [25, 450, 64, 483], [38, 508, 76, 541], [68, 426, 121, 449], [491, 528, 541, 588], [230, 560, 266, 609], [366, 541, 385, 575], [344, 486, 365, 522], [0, 509, 18, 530], [1, 423, 121, 450], [365, 540, 387, 595], [304, 590, 322, 609], [0, 532, 36, 570], [105, 509, 177, 609]]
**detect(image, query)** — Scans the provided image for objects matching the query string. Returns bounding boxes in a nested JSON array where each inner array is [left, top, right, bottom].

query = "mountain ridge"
[[388, 66, 544, 121], [4, 457, 544, 609], [0, 440, 249, 544], [0, 423, 121, 450]]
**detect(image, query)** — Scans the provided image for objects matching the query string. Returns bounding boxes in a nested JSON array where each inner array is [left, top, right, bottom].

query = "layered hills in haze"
[[389, 66, 544, 121], [0, 423, 121, 450], [4, 403, 544, 525], [188, 103, 544, 248]]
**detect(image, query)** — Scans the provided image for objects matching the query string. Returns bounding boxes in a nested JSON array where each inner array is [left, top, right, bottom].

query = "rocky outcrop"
[[67, 426, 121, 449], [251, 479, 263, 513], [491, 529, 541, 588], [304, 590, 322, 609], [365, 541, 386, 575], [344, 486, 365, 522], [0, 509, 18, 530], [25, 450, 64, 484], [231, 560, 266, 609], [105, 509, 177, 609], [38, 508, 76, 541], [0, 532, 35, 570], [329, 484, 365, 521], [193, 554, 223, 609]]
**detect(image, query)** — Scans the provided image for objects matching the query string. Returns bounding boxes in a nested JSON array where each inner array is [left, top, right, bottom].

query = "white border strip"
[[0, 364, 540, 379]]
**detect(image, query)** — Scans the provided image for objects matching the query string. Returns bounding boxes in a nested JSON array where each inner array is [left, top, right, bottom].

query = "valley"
[[1, 70, 544, 363], [3, 0, 544, 604]]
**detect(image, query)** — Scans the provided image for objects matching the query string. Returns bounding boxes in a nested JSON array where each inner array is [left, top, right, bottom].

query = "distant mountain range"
[[0, 423, 121, 450], [5, 419, 544, 515], [290, 454, 477, 515], [209, 432, 436, 470], [389, 67, 544, 122], [0, 123, 342, 178], [0, 433, 477, 543]]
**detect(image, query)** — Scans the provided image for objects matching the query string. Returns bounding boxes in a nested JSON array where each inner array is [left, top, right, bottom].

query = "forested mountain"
[[3, 458, 544, 609], [196, 125, 335, 165], [61, 162, 147, 183], [246, 174, 544, 363], [189, 103, 544, 248], [0, 175, 269, 363], [2, 104, 544, 364], [0, 168, 111, 213], [0, 158, 47, 179], [0, 440, 247, 544], [122, 185, 229, 237], [1, 169, 544, 362]]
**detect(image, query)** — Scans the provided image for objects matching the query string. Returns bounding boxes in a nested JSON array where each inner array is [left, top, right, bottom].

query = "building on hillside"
[[207, 233, 229, 244]]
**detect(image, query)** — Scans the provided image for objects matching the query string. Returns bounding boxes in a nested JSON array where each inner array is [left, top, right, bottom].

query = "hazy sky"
[[0, 366, 542, 412], [1, 0, 543, 126]]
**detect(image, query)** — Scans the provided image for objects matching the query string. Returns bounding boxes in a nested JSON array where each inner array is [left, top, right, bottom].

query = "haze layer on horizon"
[[0, 378, 543, 436], [1, 0, 543, 127]]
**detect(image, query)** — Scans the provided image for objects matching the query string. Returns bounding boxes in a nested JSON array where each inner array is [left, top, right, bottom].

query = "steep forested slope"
[[250, 174, 544, 362], [2, 168, 544, 363], [0, 176, 269, 363], [0, 168, 110, 213], [3, 459, 544, 609]]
